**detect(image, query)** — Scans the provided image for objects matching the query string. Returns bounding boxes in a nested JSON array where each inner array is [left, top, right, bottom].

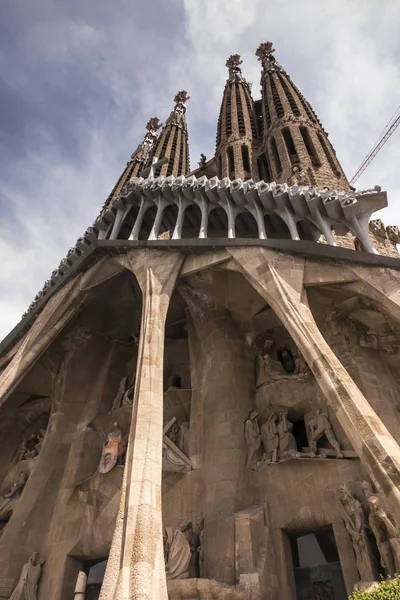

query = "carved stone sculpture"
[[111, 375, 135, 411], [181, 521, 202, 578], [163, 527, 191, 580], [362, 481, 399, 576], [256, 341, 311, 386], [162, 418, 191, 473], [0, 472, 28, 521], [278, 411, 299, 458], [15, 430, 46, 464], [9, 552, 44, 600], [244, 410, 262, 468], [261, 414, 279, 464], [198, 153, 207, 170], [98, 423, 126, 474], [338, 484, 378, 582], [308, 409, 343, 458]]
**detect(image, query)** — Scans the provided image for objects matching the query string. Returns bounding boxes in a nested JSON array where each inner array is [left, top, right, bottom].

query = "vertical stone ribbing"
[[256, 42, 350, 191], [151, 91, 190, 178], [215, 55, 260, 181]]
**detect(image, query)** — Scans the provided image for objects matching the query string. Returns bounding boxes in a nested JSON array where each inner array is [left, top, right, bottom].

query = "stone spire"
[[255, 41, 350, 190], [151, 91, 191, 177], [102, 117, 162, 209], [215, 54, 259, 181]]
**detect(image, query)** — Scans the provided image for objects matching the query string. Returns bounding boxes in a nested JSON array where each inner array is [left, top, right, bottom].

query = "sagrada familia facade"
[[0, 42, 400, 600]]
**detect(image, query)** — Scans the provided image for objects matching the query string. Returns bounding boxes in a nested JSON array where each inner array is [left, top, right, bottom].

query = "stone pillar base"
[[167, 577, 255, 600]]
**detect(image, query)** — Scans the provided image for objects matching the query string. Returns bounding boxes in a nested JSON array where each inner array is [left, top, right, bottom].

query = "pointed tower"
[[256, 42, 350, 190], [102, 117, 162, 209], [215, 54, 259, 181], [151, 91, 191, 177]]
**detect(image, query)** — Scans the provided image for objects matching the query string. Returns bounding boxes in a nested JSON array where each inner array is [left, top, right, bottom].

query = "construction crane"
[[350, 104, 400, 185]]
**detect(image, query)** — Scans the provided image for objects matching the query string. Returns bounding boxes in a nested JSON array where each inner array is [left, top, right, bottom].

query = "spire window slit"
[[317, 133, 341, 176], [300, 127, 321, 167]]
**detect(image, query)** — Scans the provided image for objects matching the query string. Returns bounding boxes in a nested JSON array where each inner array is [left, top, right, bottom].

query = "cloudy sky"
[[0, 0, 399, 341]]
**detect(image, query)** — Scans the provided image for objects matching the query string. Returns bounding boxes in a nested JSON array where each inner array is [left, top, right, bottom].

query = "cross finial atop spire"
[[145, 117, 162, 134], [225, 54, 244, 83], [256, 41, 277, 71]]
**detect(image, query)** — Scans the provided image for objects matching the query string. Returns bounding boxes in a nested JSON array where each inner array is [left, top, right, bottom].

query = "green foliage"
[[348, 577, 400, 599]]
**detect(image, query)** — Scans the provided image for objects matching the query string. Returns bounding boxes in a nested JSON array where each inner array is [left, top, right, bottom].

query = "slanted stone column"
[[100, 250, 184, 600], [227, 247, 400, 524], [180, 283, 254, 585]]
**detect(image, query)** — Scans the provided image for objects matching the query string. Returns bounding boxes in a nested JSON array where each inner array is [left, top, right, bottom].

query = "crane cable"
[[350, 103, 400, 185]]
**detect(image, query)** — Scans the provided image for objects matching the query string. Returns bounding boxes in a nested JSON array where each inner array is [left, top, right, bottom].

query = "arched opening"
[[257, 154, 272, 183], [118, 205, 140, 239], [317, 133, 340, 176], [140, 205, 156, 239], [208, 206, 228, 238], [270, 137, 282, 175], [227, 146, 235, 179], [182, 203, 201, 239], [264, 214, 291, 239], [296, 219, 319, 241], [235, 211, 259, 239], [282, 127, 298, 165], [158, 205, 179, 239], [241, 145, 251, 180], [300, 127, 321, 167]]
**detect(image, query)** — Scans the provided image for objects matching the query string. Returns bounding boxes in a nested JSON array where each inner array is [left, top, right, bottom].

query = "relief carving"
[[15, 430, 46, 464], [338, 484, 378, 582], [9, 552, 44, 600], [244, 410, 262, 468], [308, 409, 343, 458], [256, 341, 311, 387], [0, 472, 28, 521], [97, 423, 126, 475], [362, 481, 400, 576], [162, 418, 191, 473]]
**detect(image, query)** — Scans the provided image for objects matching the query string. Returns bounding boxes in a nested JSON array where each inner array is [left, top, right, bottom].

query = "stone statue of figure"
[[111, 375, 135, 411], [278, 412, 298, 458], [9, 552, 44, 600], [198, 154, 207, 170], [98, 423, 126, 474], [181, 522, 201, 578], [244, 410, 262, 468], [163, 527, 191, 580], [338, 484, 378, 582], [278, 347, 296, 374], [15, 430, 45, 464], [308, 409, 343, 458], [261, 414, 279, 464], [361, 481, 399, 576], [0, 472, 28, 520]]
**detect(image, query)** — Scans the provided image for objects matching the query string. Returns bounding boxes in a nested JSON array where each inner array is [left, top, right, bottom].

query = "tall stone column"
[[180, 283, 254, 585], [100, 250, 183, 600], [227, 247, 400, 524]]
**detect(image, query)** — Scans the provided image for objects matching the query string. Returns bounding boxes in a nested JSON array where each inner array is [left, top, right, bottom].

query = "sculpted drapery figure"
[[9, 552, 44, 600], [308, 409, 343, 458], [362, 481, 399, 576], [338, 485, 378, 582], [15, 430, 46, 464], [244, 410, 262, 468], [261, 414, 279, 463], [98, 423, 126, 474], [162, 418, 191, 473], [111, 375, 135, 411], [0, 472, 28, 520], [278, 411, 298, 458], [163, 527, 191, 580]]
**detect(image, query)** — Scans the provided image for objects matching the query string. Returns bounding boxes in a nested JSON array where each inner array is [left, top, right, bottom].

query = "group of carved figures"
[[14, 430, 45, 464], [245, 408, 342, 469], [164, 520, 204, 580], [256, 341, 311, 387], [339, 482, 400, 582]]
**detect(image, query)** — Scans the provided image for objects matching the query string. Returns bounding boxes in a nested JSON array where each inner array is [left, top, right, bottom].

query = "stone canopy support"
[[100, 250, 184, 600], [226, 247, 400, 522]]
